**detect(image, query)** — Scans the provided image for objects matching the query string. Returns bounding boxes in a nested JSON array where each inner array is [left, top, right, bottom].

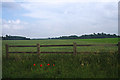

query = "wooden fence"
[[5, 42, 120, 59]]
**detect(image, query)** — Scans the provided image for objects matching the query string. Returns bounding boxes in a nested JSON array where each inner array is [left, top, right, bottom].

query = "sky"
[[1, 0, 119, 38]]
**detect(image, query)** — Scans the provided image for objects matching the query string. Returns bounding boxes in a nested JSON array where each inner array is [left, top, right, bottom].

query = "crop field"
[[2, 38, 120, 78]]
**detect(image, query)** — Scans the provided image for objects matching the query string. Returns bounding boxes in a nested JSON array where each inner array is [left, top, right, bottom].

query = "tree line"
[[2, 35, 30, 40], [1, 33, 119, 40], [49, 33, 119, 39]]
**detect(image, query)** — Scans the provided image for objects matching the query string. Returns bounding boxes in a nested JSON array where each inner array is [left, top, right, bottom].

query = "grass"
[[2, 38, 119, 78]]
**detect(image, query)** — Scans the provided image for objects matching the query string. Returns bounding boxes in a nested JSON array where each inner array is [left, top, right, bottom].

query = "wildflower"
[[81, 63, 84, 66], [33, 64, 35, 66], [40, 64, 42, 67]]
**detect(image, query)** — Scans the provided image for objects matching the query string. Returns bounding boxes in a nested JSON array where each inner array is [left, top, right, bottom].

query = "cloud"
[[2, 19, 27, 30], [21, 2, 117, 24], [23, 2, 117, 36], [2, 2, 118, 38], [2, 19, 30, 37], [2, 2, 22, 10]]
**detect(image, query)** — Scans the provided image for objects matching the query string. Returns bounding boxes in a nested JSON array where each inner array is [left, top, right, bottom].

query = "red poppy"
[[33, 64, 35, 66], [47, 64, 50, 66], [53, 64, 55, 66], [40, 64, 42, 67]]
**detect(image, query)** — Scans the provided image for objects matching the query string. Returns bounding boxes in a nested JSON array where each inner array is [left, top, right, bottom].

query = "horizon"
[[2, 32, 119, 39]]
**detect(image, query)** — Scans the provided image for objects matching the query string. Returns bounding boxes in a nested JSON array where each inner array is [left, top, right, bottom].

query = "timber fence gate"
[[5, 42, 120, 59]]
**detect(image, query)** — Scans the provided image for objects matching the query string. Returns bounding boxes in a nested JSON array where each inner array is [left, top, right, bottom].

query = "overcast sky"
[[1, 0, 118, 38]]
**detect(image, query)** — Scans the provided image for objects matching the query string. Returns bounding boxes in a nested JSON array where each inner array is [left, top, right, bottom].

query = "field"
[[2, 38, 119, 78]]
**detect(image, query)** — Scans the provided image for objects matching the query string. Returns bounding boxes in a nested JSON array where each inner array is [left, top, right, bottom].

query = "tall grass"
[[2, 52, 118, 78]]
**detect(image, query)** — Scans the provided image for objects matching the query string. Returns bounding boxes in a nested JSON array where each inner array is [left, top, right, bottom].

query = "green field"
[[2, 38, 119, 78]]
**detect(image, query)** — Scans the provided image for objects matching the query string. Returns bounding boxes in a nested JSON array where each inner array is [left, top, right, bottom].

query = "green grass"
[[2, 38, 119, 78]]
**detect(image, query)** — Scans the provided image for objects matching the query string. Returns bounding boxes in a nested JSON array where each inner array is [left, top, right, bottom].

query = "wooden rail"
[[5, 42, 119, 59]]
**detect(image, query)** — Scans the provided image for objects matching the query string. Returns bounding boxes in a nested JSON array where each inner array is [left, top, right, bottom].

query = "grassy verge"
[[2, 52, 119, 78]]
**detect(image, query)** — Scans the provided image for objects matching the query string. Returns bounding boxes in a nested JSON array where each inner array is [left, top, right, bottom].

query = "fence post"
[[6, 44, 9, 59], [118, 42, 120, 54], [37, 43, 40, 56], [73, 42, 77, 55]]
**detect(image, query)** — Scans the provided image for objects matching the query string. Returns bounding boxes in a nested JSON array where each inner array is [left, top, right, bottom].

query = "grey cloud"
[[2, 2, 22, 10], [2, 2, 118, 38]]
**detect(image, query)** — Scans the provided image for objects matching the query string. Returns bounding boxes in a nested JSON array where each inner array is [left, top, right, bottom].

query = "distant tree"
[[2, 35, 31, 40]]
